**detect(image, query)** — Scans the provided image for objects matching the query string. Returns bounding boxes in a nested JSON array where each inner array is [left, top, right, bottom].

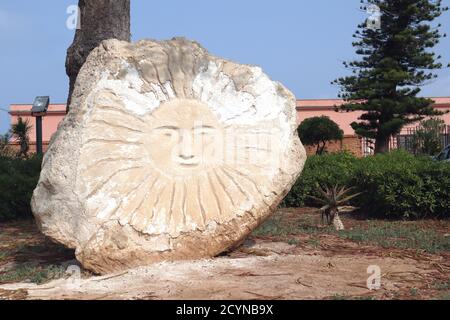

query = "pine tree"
[[333, 0, 448, 153]]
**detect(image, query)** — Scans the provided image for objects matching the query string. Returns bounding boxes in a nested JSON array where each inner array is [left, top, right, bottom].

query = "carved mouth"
[[178, 162, 200, 168]]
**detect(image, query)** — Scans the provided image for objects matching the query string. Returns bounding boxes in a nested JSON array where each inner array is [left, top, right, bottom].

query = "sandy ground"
[[0, 239, 445, 300]]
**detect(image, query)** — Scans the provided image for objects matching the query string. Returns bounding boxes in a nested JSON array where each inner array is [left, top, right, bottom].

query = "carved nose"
[[179, 130, 195, 160]]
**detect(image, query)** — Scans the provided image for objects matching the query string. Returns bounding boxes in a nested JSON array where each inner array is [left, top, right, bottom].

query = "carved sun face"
[[145, 99, 222, 177], [77, 94, 281, 236]]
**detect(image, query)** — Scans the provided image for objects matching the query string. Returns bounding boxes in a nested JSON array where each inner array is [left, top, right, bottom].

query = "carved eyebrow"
[[193, 125, 215, 130], [155, 126, 179, 130]]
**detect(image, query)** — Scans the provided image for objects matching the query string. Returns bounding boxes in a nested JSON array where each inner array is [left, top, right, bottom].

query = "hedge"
[[1, 151, 448, 221], [282, 151, 450, 219], [0, 155, 42, 220]]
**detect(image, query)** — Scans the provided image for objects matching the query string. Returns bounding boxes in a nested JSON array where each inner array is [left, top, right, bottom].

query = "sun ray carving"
[[78, 98, 281, 236]]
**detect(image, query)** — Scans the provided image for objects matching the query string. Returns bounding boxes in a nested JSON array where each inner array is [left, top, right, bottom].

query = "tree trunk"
[[374, 135, 390, 154], [316, 141, 326, 155], [65, 0, 131, 111], [332, 212, 345, 231]]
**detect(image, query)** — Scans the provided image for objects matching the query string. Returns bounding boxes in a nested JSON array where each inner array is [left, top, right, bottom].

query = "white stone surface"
[[31, 38, 306, 274]]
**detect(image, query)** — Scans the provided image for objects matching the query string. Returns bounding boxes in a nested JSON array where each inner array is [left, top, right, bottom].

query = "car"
[[433, 145, 450, 162]]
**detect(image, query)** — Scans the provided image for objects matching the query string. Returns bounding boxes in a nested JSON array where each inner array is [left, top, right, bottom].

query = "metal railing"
[[362, 125, 450, 156]]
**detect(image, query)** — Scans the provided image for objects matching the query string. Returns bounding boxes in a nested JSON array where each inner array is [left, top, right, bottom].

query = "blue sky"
[[1, 0, 449, 134]]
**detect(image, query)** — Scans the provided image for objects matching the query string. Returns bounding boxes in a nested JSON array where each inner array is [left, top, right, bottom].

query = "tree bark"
[[65, 0, 131, 111], [374, 135, 390, 154], [316, 141, 326, 155]]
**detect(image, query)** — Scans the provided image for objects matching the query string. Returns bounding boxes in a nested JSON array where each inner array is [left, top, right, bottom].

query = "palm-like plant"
[[309, 184, 361, 231], [11, 117, 32, 158], [0, 133, 14, 157]]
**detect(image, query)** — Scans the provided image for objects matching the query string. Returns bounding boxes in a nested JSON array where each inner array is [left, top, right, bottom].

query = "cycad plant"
[[309, 184, 361, 231], [11, 117, 32, 158]]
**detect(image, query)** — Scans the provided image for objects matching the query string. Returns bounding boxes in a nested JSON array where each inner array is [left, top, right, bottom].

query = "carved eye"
[[154, 126, 179, 139], [194, 126, 215, 136]]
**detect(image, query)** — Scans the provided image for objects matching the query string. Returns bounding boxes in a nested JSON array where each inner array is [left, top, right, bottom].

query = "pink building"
[[9, 104, 66, 153], [296, 97, 450, 156], [8, 97, 450, 156]]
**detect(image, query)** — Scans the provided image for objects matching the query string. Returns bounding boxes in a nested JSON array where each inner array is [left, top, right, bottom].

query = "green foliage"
[[283, 151, 450, 219], [252, 215, 297, 237], [412, 117, 446, 156], [0, 263, 66, 285], [0, 133, 14, 157], [333, 0, 448, 153], [0, 251, 9, 261], [433, 277, 450, 290], [297, 116, 344, 154], [11, 117, 32, 158], [0, 155, 42, 220], [351, 151, 450, 218], [282, 152, 358, 208], [338, 222, 450, 253], [253, 211, 450, 253], [309, 184, 361, 227], [331, 294, 376, 301]]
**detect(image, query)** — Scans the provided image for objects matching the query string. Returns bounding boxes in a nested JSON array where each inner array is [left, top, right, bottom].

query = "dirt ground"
[[0, 209, 449, 300]]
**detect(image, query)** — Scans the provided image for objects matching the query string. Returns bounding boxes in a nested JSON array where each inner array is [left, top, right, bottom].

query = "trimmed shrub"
[[351, 152, 450, 219], [0, 155, 42, 220], [282, 152, 358, 208], [1, 151, 448, 220], [282, 151, 450, 219], [298, 116, 344, 155]]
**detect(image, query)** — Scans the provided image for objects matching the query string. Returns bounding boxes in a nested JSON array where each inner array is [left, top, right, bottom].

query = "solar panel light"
[[31, 96, 50, 116]]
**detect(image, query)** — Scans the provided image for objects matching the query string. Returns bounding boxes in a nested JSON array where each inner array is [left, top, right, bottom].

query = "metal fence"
[[362, 137, 375, 157], [362, 125, 450, 157]]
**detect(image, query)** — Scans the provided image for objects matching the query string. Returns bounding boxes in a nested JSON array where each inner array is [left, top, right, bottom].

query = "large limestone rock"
[[32, 38, 306, 274]]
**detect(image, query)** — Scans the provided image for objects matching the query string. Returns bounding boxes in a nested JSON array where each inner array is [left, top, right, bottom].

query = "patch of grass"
[[254, 214, 327, 237], [253, 216, 296, 237], [254, 213, 449, 254], [287, 239, 299, 246], [433, 277, 450, 290], [0, 263, 39, 283], [308, 239, 321, 248], [330, 293, 347, 300], [337, 222, 450, 253], [295, 223, 328, 235], [330, 294, 375, 300], [0, 251, 9, 261], [438, 291, 450, 300], [410, 288, 420, 297], [29, 265, 66, 284], [0, 263, 66, 285]]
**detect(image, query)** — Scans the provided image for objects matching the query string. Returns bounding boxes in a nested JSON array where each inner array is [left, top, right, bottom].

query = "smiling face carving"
[[146, 99, 222, 177]]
